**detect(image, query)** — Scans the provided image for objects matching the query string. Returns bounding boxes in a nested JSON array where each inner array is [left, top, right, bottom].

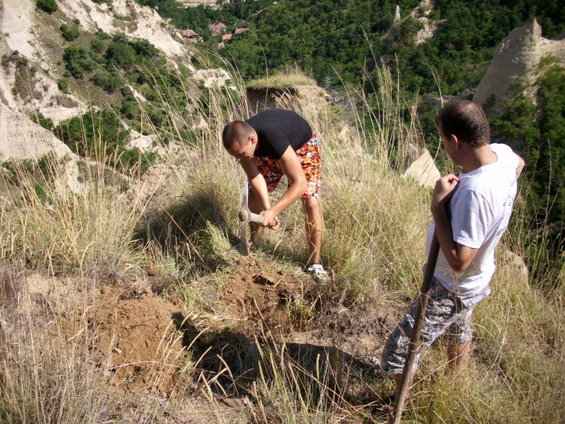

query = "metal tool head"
[[238, 182, 264, 255]]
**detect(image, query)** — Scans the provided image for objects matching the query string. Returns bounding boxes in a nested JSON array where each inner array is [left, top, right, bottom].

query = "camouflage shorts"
[[381, 278, 477, 374]]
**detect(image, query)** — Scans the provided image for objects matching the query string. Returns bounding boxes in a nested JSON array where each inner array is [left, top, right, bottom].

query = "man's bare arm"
[[431, 174, 479, 272], [516, 155, 525, 178], [239, 159, 271, 211], [258, 146, 307, 227], [270, 146, 307, 215]]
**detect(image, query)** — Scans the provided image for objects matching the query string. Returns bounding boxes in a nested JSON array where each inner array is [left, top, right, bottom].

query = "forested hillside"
[[140, 0, 564, 283], [140, 0, 563, 93]]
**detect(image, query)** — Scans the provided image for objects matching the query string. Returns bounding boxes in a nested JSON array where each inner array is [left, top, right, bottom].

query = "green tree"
[[60, 20, 80, 41], [105, 35, 137, 69], [36, 0, 57, 13], [63, 46, 97, 79]]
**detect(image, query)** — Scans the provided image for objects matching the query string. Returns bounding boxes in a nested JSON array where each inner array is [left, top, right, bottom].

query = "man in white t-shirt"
[[381, 99, 525, 395]]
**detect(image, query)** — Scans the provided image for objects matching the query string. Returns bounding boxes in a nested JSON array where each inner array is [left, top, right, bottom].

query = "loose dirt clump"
[[61, 287, 189, 396], [201, 256, 317, 335], [185, 256, 400, 404]]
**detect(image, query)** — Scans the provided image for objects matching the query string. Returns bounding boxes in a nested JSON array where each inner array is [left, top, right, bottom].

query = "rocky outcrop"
[[409, 0, 438, 45], [474, 19, 565, 111], [56, 0, 189, 58], [0, 53, 88, 125], [246, 85, 331, 116], [192, 68, 232, 89], [402, 148, 440, 188], [0, 104, 72, 162], [388, 0, 438, 45], [0, 0, 194, 126]]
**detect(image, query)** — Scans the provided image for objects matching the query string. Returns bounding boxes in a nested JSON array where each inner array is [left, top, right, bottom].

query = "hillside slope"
[[0, 3, 562, 424]]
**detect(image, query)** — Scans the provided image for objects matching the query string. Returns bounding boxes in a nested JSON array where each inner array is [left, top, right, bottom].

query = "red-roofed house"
[[181, 29, 201, 43], [208, 22, 227, 36], [234, 27, 249, 34]]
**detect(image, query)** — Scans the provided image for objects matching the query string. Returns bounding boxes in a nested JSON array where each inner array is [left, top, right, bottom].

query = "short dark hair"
[[222, 121, 253, 149], [439, 100, 490, 148]]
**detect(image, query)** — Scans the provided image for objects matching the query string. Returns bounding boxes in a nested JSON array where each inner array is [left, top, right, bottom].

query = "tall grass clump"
[[250, 341, 360, 423], [0, 154, 147, 280], [0, 288, 110, 423], [404, 250, 563, 423]]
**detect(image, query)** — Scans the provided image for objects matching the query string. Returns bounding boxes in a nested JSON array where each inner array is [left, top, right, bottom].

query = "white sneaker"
[[306, 263, 330, 283]]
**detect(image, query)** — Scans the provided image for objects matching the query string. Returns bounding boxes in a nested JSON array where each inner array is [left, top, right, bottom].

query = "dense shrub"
[[36, 0, 57, 13], [105, 35, 137, 69], [31, 113, 54, 131], [95, 29, 111, 40], [55, 109, 128, 158], [60, 20, 80, 41], [118, 147, 157, 175], [57, 78, 69, 93], [63, 46, 97, 78], [91, 69, 121, 92], [91, 38, 106, 54], [130, 39, 159, 58]]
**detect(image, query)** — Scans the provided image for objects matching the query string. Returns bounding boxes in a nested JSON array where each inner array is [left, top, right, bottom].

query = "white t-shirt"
[[425, 143, 520, 301]]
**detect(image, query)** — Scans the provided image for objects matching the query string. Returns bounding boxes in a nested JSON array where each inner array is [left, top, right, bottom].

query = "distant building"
[[222, 33, 233, 41], [208, 22, 227, 36], [181, 29, 201, 43], [234, 27, 249, 34]]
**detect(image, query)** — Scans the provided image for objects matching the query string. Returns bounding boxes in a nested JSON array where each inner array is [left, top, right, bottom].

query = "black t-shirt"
[[246, 109, 312, 159]]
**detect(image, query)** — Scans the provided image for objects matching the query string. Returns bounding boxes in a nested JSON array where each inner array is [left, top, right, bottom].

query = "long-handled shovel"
[[388, 230, 440, 424]]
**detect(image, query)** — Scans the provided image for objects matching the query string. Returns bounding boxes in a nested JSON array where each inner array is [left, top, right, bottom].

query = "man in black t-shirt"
[[222, 109, 329, 282]]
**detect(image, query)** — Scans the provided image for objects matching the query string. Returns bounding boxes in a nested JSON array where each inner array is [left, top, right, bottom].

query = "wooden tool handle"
[[388, 232, 440, 424], [239, 209, 265, 224]]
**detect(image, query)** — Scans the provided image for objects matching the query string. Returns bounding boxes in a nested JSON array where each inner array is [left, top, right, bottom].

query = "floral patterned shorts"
[[254, 136, 321, 199]]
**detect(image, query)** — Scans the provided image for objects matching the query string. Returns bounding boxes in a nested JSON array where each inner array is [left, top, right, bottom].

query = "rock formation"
[[388, 0, 438, 45], [0, 104, 72, 162], [0, 0, 194, 128], [474, 19, 565, 112], [402, 148, 440, 189]]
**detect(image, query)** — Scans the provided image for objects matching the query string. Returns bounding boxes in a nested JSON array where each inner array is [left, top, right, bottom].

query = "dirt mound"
[[205, 256, 316, 335], [55, 256, 396, 404], [62, 287, 187, 395]]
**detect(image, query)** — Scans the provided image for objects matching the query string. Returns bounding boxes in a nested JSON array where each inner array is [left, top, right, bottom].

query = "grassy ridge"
[[0, 65, 562, 422]]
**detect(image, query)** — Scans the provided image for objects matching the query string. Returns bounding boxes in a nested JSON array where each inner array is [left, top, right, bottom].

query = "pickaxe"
[[238, 182, 264, 255]]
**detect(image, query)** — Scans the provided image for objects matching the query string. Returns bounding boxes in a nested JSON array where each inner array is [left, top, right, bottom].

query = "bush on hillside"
[[63, 46, 97, 79], [91, 69, 121, 92], [130, 39, 160, 58], [57, 78, 69, 93], [36, 0, 57, 13], [31, 112, 54, 131], [91, 38, 106, 54], [60, 20, 80, 41], [55, 109, 127, 158], [105, 35, 137, 69]]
